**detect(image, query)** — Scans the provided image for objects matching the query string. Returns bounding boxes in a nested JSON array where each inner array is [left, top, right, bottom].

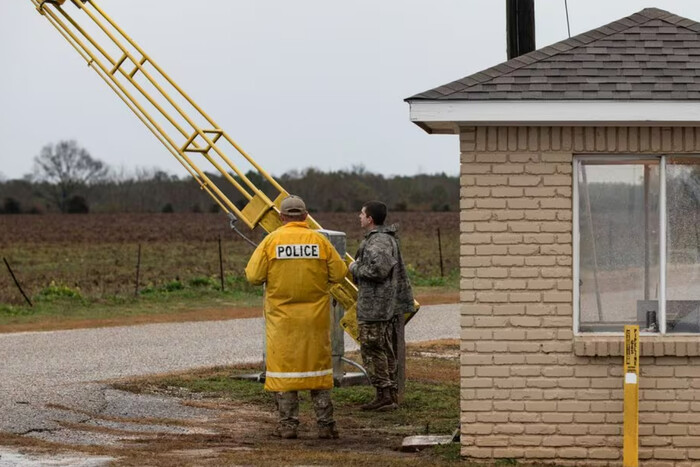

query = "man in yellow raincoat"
[[245, 195, 348, 440]]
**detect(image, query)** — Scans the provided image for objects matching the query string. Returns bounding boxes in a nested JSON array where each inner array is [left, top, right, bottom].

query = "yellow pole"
[[88, 1, 290, 197], [623, 325, 639, 467]]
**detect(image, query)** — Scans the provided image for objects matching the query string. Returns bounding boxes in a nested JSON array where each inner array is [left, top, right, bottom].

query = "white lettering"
[[275, 243, 321, 259]]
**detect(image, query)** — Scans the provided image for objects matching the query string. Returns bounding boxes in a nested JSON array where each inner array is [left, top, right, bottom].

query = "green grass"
[[407, 266, 460, 288], [433, 443, 462, 462], [333, 382, 459, 434], [0, 257, 458, 329], [148, 370, 275, 406], [35, 281, 84, 300], [0, 277, 263, 328]]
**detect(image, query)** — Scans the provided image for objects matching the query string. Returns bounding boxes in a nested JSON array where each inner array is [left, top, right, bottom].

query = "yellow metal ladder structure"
[[29, 0, 418, 340]]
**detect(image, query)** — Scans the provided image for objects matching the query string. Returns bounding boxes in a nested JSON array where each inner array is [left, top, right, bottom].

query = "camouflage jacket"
[[349, 224, 414, 322]]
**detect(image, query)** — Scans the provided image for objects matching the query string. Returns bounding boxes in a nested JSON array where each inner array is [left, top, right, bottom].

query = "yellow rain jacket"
[[245, 221, 348, 392]]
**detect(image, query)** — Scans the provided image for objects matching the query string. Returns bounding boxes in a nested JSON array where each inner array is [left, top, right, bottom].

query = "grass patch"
[[432, 442, 462, 462], [36, 281, 84, 301], [0, 261, 456, 332], [334, 381, 459, 434], [138, 368, 276, 407], [407, 266, 459, 288], [188, 276, 218, 288], [0, 304, 35, 317], [0, 278, 263, 330]]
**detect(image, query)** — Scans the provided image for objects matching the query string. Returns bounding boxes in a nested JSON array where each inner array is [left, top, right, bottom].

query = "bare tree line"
[[1, 140, 458, 214]]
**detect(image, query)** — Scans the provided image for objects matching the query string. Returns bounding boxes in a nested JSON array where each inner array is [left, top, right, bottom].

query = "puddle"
[[0, 448, 113, 466]]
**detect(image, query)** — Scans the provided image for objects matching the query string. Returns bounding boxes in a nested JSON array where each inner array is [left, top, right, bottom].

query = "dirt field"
[[0, 212, 458, 304]]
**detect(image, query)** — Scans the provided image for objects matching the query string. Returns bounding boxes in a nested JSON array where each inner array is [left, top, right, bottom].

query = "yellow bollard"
[[623, 325, 639, 467]]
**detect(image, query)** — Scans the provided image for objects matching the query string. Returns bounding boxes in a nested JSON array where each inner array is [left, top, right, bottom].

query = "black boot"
[[375, 388, 398, 412], [360, 387, 383, 411], [362, 388, 397, 412], [389, 387, 398, 406], [318, 423, 340, 439]]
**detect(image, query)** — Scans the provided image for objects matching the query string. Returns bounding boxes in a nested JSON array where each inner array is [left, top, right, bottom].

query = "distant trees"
[[2, 197, 21, 214], [32, 140, 109, 212], [66, 195, 90, 214], [278, 167, 459, 213], [0, 180, 40, 214], [1, 159, 459, 214]]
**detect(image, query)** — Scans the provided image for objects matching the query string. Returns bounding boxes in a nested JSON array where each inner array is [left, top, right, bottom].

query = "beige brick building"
[[407, 9, 700, 466]]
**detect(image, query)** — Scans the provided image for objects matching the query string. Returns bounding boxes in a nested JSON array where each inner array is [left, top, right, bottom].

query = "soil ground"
[[0, 341, 473, 467]]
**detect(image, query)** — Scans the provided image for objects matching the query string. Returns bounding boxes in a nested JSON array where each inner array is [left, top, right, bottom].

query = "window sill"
[[574, 335, 700, 357]]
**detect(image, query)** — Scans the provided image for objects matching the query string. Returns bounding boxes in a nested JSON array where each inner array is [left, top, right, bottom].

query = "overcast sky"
[[1, 1, 699, 181]]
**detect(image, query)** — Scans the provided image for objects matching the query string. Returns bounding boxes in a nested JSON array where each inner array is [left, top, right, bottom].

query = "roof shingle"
[[407, 8, 700, 101]]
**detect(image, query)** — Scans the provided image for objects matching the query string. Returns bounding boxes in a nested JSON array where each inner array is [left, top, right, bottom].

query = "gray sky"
[[1, 1, 699, 181]]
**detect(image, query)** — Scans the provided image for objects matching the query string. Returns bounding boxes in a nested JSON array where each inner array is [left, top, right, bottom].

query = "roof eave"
[[407, 100, 700, 134]]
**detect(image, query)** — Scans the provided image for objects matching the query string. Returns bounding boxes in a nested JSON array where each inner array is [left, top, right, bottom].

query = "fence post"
[[135, 244, 142, 296], [218, 235, 225, 291], [395, 311, 406, 403], [3, 257, 32, 307], [437, 228, 444, 277]]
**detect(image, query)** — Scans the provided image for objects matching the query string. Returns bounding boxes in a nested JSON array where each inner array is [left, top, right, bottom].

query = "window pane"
[[578, 161, 659, 332], [666, 157, 700, 333]]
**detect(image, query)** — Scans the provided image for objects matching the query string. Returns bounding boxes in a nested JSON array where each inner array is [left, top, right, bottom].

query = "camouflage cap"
[[280, 195, 307, 215]]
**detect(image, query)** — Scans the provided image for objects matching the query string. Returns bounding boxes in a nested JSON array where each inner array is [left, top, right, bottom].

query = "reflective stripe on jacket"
[[245, 221, 347, 392]]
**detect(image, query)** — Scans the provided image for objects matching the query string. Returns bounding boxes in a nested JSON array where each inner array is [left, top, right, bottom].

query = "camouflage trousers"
[[276, 390, 335, 429], [358, 319, 397, 390]]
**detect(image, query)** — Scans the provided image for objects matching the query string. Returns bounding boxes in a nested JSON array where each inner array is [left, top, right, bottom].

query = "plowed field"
[[0, 212, 458, 304]]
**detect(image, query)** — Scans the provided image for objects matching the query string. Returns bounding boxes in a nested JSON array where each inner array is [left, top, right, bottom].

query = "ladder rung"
[[204, 129, 223, 144], [180, 131, 198, 153], [183, 147, 211, 154], [129, 56, 147, 78], [180, 129, 222, 153], [110, 53, 128, 75]]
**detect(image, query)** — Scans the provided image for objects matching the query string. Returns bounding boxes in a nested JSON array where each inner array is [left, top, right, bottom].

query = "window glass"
[[578, 161, 659, 332], [666, 157, 700, 333]]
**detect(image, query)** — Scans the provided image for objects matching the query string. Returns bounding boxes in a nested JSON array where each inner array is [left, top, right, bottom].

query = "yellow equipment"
[[623, 325, 639, 467], [28, 0, 418, 340]]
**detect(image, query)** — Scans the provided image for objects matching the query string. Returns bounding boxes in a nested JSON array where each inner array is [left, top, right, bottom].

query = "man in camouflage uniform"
[[349, 200, 414, 411]]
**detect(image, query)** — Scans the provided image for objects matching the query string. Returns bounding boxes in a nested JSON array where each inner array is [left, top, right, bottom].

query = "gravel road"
[[0, 303, 458, 464]]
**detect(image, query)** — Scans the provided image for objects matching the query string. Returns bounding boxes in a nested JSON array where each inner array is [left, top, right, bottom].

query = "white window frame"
[[572, 155, 688, 336]]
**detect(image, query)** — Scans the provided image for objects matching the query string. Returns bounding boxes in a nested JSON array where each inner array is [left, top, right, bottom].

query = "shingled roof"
[[408, 8, 700, 101]]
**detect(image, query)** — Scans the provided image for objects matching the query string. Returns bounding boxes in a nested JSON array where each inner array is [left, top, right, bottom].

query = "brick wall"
[[459, 126, 700, 466]]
